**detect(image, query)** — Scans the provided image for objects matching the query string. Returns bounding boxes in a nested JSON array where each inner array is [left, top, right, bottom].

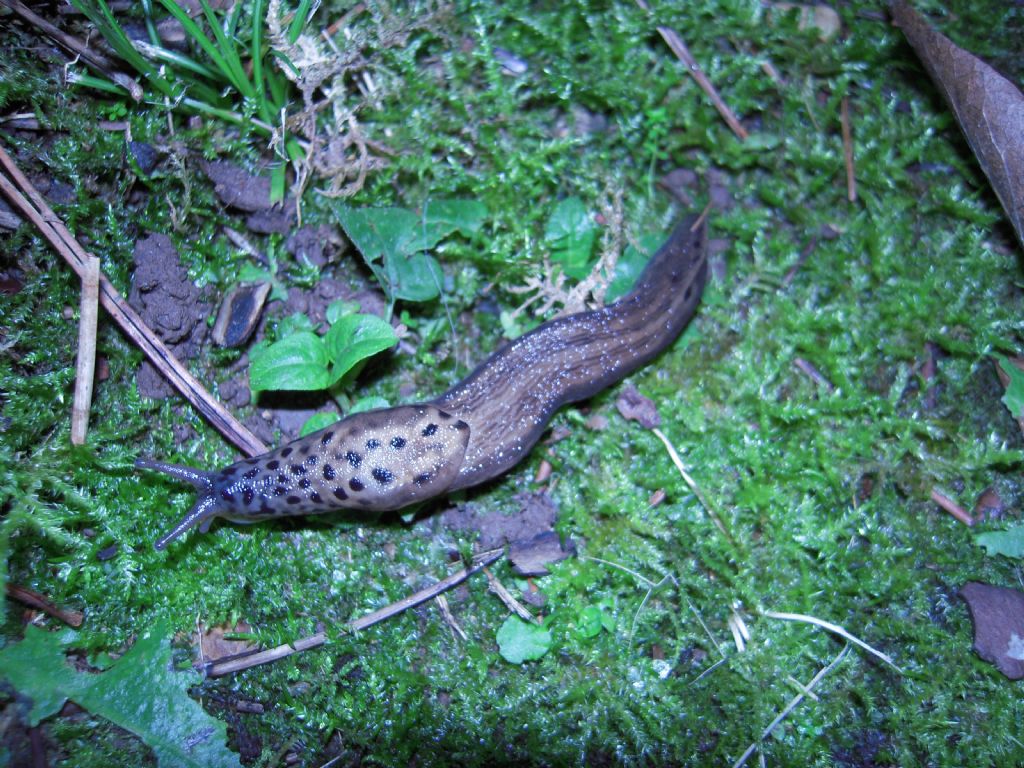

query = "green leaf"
[[299, 411, 340, 437], [545, 197, 596, 280], [387, 252, 445, 302], [606, 236, 661, 301], [995, 355, 1024, 419], [324, 314, 398, 386], [326, 299, 361, 325], [350, 395, 390, 414], [0, 623, 240, 767], [496, 617, 552, 664], [333, 206, 420, 267], [249, 331, 329, 392], [412, 199, 489, 249], [333, 202, 488, 304], [977, 524, 1024, 558], [576, 605, 606, 638]]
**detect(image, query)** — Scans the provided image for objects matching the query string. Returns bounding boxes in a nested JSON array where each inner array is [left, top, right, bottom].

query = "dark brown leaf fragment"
[[960, 581, 1024, 679], [891, 1, 1024, 248]]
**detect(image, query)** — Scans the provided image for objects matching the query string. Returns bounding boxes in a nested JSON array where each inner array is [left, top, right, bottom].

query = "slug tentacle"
[[137, 214, 707, 549], [134, 459, 224, 550]]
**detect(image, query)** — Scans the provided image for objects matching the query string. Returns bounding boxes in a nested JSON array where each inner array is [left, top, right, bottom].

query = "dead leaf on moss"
[[891, 1, 1024, 249], [616, 385, 661, 428], [960, 581, 1024, 680], [199, 622, 257, 664]]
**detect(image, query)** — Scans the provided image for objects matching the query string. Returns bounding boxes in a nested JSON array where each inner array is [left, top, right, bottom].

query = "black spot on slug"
[[414, 472, 432, 486], [299, 478, 311, 489], [366, 438, 381, 450], [333, 487, 348, 500], [274, 486, 287, 496], [346, 451, 361, 468], [310, 492, 322, 504], [321, 431, 334, 445], [276, 474, 287, 484], [266, 460, 280, 470], [220, 490, 235, 503], [305, 455, 319, 466], [439, 411, 452, 420], [323, 464, 336, 480], [422, 423, 438, 437], [243, 467, 261, 481], [289, 464, 306, 475], [372, 467, 395, 485], [454, 421, 469, 431], [242, 488, 255, 505], [390, 436, 407, 449], [281, 447, 293, 458], [299, 444, 310, 456], [286, 495, 301, 505], [349, 478, 364, 492]]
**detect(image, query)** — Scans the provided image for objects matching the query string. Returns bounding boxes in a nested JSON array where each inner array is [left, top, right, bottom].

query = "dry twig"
[[0, 144, 267, 456], [5, 583, 84, 627], [0, 0, 144, 100], [71, 256, 100, 445], [633, 0, 748, 141], [930, 487, 973, 526], [204, 549, 504, 676]]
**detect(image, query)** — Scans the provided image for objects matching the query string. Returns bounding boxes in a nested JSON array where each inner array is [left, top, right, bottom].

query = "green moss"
[[3, 0, 1024, 765]]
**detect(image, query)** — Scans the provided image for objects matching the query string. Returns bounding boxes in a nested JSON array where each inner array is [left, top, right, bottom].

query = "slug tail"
[[136, 458, 222, 550]]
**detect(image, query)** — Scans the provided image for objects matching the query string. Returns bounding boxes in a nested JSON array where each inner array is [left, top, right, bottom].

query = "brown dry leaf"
[[891, 1, 1024, 249], [960, 582, 1024, 680]]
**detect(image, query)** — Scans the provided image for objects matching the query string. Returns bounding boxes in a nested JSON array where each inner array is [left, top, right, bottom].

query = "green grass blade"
[[287, 0, 317, 45], [140, 0, 162, 47], [197, 0, 255, 99], [134, 41, 219, 82], [157, 0, 244, 94], [69, 0, 177, 97], [251, 0, 267, 110], [66, 71, 128, 96]]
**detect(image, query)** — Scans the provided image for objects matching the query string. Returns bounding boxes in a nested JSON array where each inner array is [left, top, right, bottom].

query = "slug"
[[138, 214, 708, 550]]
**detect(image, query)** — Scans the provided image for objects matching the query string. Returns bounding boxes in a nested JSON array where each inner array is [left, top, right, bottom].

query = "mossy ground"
[[2, 0, 1024, 765]]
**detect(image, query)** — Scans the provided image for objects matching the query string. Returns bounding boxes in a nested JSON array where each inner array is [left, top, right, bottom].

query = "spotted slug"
[[138, 214, 708, 550]]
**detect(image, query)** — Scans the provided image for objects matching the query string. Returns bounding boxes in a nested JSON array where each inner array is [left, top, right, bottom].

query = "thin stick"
[[5, 583, 84, 627], [484, 565, 538, 623], [793, 357, 835, 392], [930, 487, 973, 526], [205, 549, 504, 676], [0, 0, 144, 101], [350, 549, 504, 631], [651, 427, 734, 543], [761, 609, 901, 672], [634, 0, 748, 141], [841, 96, 857, 202], [732, 645, 851, 768], [71, 256, 100, 445], [0, 144, 267, 457]]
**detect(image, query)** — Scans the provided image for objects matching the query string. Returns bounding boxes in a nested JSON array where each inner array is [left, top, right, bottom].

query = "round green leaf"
[[324, 314, 398, 386], [577, 605, 605, 639], [249, 331, 329, 392], [496, 617, 552, 664]]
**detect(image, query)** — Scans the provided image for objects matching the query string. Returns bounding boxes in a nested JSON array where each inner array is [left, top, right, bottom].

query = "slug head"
[[139, 404, 470, 550]]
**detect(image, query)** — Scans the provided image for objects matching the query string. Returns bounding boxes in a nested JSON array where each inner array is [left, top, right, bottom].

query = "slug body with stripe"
[[139, 215, 707, 550]]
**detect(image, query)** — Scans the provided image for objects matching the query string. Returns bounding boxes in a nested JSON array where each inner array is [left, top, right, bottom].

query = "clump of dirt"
[[128, 233, 210, 399], [443, 491, 559, 551]]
